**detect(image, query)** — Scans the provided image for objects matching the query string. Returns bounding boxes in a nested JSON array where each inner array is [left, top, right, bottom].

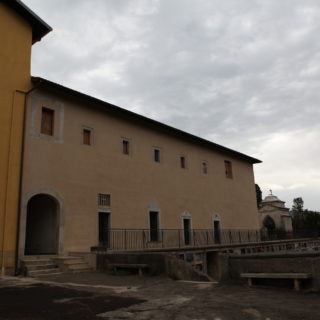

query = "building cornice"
[[31, 76, 262, 164], [2, 0, 52, 43]]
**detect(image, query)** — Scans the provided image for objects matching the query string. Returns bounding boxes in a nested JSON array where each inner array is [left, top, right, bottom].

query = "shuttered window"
[[41, 107, 54, 136]]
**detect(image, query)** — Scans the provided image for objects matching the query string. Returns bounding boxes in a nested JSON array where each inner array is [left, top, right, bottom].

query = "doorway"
[[213, 220, 221, 244], [25, 194, 59, 255], [183, 218, 191, 245], [263, 215, 276, 238], [99, 212, 110, 247], [149, 211, 159, 242]]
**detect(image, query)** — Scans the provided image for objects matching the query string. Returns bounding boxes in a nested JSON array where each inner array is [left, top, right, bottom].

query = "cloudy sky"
[[24, 0, 320, 211]]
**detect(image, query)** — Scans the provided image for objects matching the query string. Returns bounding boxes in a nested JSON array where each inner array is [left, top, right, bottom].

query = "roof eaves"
[[3, 0, 52, 43], [31, 76, 262, 164]]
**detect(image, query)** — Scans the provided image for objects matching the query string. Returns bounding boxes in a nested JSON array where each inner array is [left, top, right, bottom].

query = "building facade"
[[259, 193, 293, 233], [1, 1, 262, 274], [18, 78, 261, 258], [0, 0, 51, 275]]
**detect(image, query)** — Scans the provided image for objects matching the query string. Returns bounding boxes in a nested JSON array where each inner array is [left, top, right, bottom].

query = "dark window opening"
[[224, 160, 233, 179], [202, 161, 208, 174], [41, 107, 54, 136], [180, 156, 186, 169], [149, 211, 159, 241], [154, 149, 160, 163], [123, 140, 130, 155], [83, 129, 91, 145]]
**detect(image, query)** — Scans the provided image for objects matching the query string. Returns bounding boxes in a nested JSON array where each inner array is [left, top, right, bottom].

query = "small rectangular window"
[[41, 107, 54, 136], [98, 193, 111, 207], [180, 156, 186, 169], [202, 161, 208, 175], [154, 148, 160, 163], [224, 160, 233, 179], [122, 139, 130, 155], [83, 128, 91, 145]]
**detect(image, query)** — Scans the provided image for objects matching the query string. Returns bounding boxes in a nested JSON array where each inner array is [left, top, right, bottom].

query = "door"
[[183, 218, 191, 245], [214, 220, 221, 244], [149, 211, 159, 241], [99, 212, 110, 247]]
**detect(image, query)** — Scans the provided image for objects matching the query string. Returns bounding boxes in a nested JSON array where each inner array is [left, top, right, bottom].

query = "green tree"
[[291, 197, 304, 217], [291, 197, 320, 234], [255, 184, 262, 208]]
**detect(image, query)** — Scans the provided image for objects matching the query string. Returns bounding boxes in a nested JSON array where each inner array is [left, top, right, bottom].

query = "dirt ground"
[[1, 272, 320, 320]]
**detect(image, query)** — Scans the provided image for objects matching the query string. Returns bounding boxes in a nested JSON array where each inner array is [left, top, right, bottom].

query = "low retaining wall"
[[229, 251, 320, 290], [96, 252, 210, 281], [97, 252, 167, 274]]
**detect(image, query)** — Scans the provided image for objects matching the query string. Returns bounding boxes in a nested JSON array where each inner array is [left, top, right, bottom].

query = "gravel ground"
[[1, 272, 320, 320]]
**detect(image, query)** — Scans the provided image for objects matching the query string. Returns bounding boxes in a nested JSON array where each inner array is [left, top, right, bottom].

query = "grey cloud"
[[25, 0, 320, 210]]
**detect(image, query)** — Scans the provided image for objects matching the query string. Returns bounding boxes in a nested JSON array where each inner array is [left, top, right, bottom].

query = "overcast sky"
[[25, 0, 320, 211]]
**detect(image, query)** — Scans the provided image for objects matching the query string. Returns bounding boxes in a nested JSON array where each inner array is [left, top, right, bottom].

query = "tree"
[[304, 210, 320, 232], [291, 197, 304, 217], [255, 184, 262, 208], [291, 197, 320, 235]]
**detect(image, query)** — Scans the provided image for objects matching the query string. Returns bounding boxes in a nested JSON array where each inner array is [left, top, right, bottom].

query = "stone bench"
[[109, 263, 149, 276], [240, 272, 312, 291]]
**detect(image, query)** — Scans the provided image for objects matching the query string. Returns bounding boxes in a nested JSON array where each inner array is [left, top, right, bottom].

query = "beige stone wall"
[[20, 88, 260, 253]]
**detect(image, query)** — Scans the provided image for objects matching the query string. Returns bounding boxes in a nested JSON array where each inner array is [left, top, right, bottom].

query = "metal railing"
[[91, 228, 320, 252]]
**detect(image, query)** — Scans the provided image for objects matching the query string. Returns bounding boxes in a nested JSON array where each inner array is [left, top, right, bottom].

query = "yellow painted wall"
[[0, 3, 32, 275]]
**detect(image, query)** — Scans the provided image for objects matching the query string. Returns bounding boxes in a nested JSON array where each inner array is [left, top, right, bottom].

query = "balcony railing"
[[92, 228, 320, 252]]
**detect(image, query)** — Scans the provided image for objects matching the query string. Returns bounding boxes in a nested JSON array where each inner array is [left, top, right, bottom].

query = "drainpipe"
[[0, 82, 42, 276]]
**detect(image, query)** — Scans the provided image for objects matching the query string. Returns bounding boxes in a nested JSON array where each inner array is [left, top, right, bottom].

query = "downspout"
[[0, 82, 42, 276]]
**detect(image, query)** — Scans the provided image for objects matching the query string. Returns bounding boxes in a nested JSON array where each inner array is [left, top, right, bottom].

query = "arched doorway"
[[263, 215, 276, 233], [25, 194, 59, 255]]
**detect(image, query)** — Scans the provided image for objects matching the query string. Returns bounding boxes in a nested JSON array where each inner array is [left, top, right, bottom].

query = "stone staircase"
[[21, 256, 91, 277], [52, 256, 92, 273], [21, 257, 61, 277]]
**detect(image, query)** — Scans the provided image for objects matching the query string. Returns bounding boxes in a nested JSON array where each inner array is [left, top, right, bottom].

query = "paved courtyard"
[[0, 272, 320, 319]]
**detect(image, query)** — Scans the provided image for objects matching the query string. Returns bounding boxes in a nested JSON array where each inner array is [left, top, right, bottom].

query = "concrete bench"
[[109, 263, 149, 276], [240, 273, 312, 291]]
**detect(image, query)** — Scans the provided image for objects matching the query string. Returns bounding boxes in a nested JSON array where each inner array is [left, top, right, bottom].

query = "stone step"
[[26, 264, 57, 271], [68, 263, 91, 271], [21, 256, 92, 276], [28, 268, 61, 277], [22, 259, 52, 266], [62, 259, 84, 265], [52, 256, 92, 273], [36, 272, 62, 277]]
